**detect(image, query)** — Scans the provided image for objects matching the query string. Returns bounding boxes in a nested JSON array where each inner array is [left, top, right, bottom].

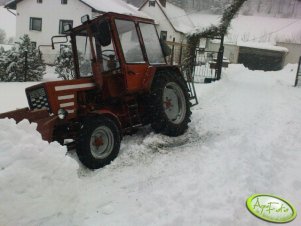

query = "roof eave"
[[4, 0, 17, 10], [138, 0, 149, 10]]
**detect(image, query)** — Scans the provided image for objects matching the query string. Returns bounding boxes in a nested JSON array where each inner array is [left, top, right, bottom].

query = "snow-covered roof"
[[160, 2, 194, 34], [80, 0, 147, 17], [238, 41, 289, 52], [188, 14, 221, 36], [4, 0, 19, 9], [5, 0, 148, 17], [139, 0, 194, 34]]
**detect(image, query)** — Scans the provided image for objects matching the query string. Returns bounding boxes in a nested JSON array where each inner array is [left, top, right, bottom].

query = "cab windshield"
[[74, 22, 119, 78], [75, 29, 93, 77]]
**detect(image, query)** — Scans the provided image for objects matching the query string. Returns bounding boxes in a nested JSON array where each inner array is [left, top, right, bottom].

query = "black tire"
[[76, 117, 121, 169], [149, 70, 191, 136]]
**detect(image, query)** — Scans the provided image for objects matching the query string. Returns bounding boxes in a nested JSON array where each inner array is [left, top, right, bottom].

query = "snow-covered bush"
[[0, 35, 45, 82], [54, 45, 76, 80], [0, 46, 6, 79]]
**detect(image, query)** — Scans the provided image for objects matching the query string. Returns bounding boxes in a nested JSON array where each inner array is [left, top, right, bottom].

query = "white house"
[[5, 0, 146, 63], [139, 0, 194, 44]]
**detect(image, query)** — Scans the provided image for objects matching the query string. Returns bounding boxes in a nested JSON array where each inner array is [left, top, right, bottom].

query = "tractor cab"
[[64, 13, 167, 96]]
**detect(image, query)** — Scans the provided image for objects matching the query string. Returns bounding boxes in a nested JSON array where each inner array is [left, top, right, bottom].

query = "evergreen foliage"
[[0, 47, 6, 79], [54, 46, 76, 80], [0, 34, 45, 82], [54, 46, 92, 80]]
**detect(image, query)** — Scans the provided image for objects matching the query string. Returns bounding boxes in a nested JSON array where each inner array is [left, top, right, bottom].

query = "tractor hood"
[[0, 78, 97, 142], [25, 78, 96, 117]]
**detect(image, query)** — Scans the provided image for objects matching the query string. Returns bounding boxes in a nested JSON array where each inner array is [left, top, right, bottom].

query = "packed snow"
[[0, 64, 301, 225]]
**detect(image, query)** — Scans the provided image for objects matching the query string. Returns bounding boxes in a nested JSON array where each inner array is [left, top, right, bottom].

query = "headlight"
[[58, 109, 68, 120]]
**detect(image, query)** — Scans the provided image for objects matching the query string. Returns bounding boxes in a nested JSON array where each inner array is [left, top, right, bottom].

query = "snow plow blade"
[[0, 108, 58, 142]]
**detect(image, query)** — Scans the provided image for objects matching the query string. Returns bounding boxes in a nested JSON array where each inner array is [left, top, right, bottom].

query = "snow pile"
[[0, 119, 79, 225], [0, 119, 74, 171], [0, 64, 301, 225]]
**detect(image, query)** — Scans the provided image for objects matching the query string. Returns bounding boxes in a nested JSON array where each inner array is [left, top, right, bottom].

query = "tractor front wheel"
[[149, 71, 191, 136], [76, 117, 121, 169]]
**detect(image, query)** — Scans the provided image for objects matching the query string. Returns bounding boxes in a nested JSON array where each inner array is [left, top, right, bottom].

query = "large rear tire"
[[76, 117, 121, 169], [149, 71, 191, 136]]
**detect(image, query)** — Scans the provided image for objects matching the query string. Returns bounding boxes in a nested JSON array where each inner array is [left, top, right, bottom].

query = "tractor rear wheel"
[[76, 117, 121, 169], [149, 71, 191, 136]]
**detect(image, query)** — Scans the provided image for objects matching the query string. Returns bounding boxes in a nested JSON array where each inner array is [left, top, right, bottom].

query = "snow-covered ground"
[[0, 66, 59, 113], [0, 64, 301, 226]]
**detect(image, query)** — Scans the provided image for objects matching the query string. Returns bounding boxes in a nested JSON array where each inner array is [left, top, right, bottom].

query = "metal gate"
[[192, 35, 225, 83], [193, 47, 219, 83]]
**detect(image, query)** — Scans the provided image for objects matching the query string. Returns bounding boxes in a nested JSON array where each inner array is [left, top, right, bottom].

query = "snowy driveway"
[[0, 64, 301, 226]]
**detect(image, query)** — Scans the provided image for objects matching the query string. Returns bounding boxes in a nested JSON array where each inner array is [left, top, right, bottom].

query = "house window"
[[160, 31, 167, 41], [59, 20, 73, 34], [37, 0, 42, 3], [30, 17, 42, 31], [61, 0, 68, 4], [31, 42, 37, 49], [149, 1, 156, 7]]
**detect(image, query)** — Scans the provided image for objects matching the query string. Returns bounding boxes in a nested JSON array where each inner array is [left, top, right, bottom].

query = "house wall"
[[276, 42, 301, 65], [140, 2, 184, 43], [16, 0, 92, 64]]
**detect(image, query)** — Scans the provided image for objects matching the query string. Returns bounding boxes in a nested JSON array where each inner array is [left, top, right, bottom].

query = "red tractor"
[[0, 13, 197, 169]]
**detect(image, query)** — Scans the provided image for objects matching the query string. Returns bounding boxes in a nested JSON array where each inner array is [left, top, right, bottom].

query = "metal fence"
[[167, 36, 226, 84]]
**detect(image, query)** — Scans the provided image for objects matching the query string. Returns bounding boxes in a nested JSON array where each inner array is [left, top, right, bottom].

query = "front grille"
[[27, 87, 50, 111]]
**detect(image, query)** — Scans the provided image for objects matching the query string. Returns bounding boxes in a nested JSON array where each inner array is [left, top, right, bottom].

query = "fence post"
[[24, 50, 28, 82], [216, 35, 224, 81], [170, 38, 175, 65], [179, 42, 183, 65]]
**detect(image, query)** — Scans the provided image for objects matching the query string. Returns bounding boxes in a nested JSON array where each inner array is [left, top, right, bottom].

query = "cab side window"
[[139, 23, 165, 64], [115, 19, 145, 63]]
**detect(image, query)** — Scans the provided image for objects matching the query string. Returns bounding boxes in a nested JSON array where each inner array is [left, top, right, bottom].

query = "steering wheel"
[[100, 50, 120, 72], [101, 50, 116, 61]]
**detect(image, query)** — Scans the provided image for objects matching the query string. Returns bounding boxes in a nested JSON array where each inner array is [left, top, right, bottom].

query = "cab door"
[[115, 19, 149, 93]]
